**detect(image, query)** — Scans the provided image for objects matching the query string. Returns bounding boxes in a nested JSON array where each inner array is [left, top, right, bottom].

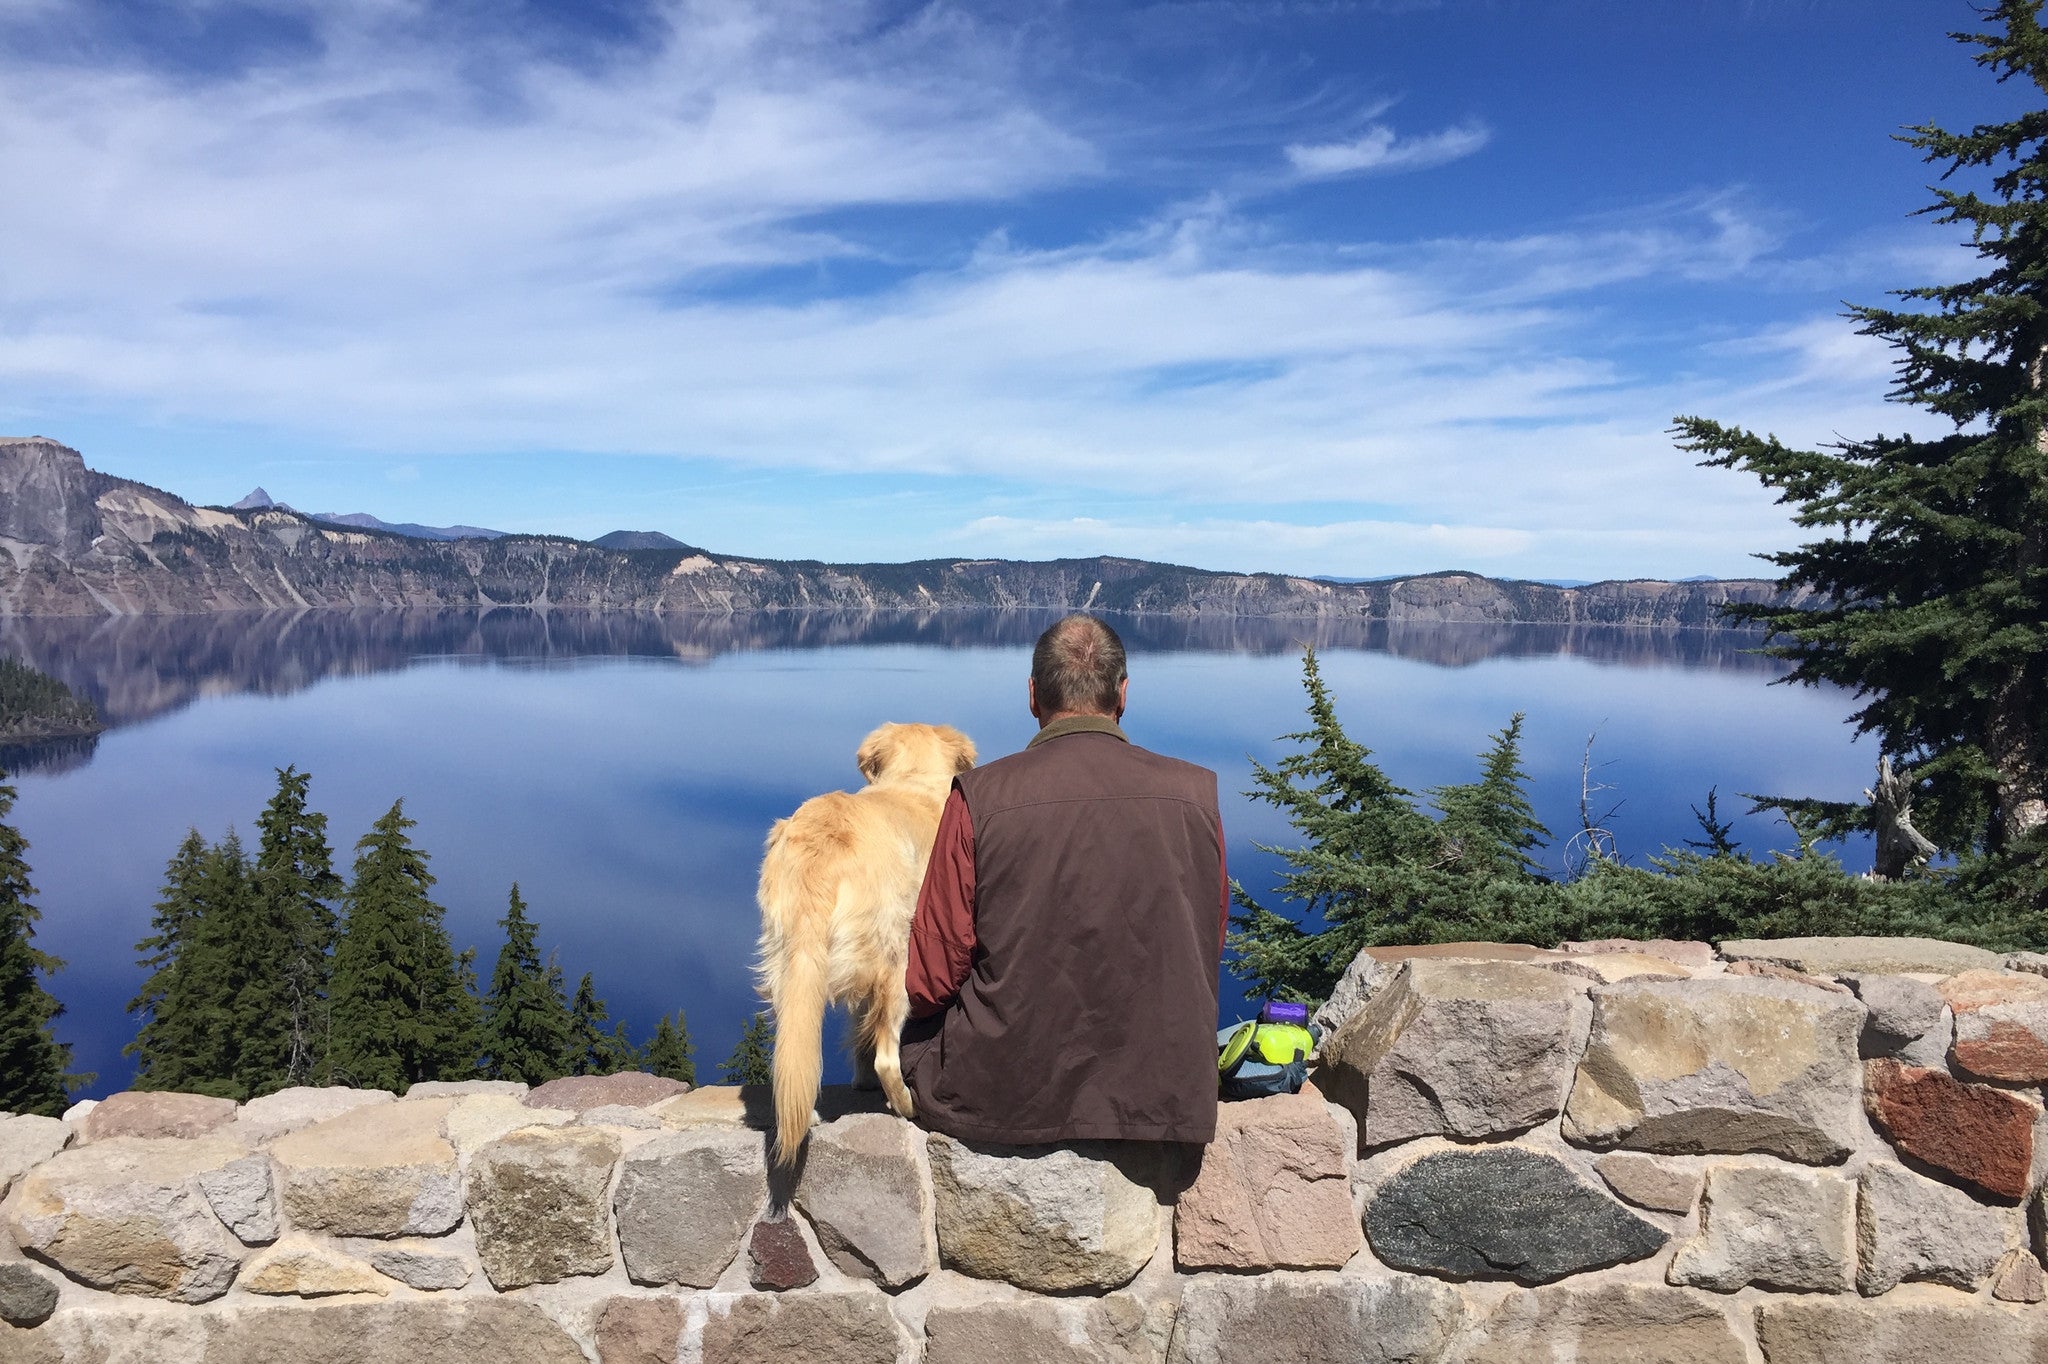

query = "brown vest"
[[902, 720, 1223, 1144]]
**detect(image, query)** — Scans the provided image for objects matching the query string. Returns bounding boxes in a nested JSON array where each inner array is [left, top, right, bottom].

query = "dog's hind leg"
[[867, 980, 916, 1122], [849, 1026, 880, 1091]]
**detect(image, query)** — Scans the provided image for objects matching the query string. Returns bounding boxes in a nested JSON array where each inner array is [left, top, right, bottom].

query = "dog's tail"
[[768, 901, 835, 1170]]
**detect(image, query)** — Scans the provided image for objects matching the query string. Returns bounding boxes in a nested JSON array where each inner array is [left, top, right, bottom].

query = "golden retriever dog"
[[756, 721, 976, 1167]]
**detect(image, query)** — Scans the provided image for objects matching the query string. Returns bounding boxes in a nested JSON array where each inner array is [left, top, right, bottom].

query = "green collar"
[[1027, 714, 1129, 749]]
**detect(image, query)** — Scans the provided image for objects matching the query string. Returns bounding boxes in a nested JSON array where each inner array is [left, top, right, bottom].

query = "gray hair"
[[1031, 615, 1127, 716]]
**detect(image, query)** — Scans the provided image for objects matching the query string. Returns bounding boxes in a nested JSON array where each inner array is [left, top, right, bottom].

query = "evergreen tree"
[[721, 1011, 773, 1086], [327, 801, 472, 1091], [1678, 0, 2048, 854], [126, 832, 267, 1099], [1429, 715, 1551, 880], [204, 829, 296, 1099], [644, 1010, 696, 1085], [480, 885, 572, 1084], [253, 766, 342, 1087], [563, 972, 633, 1076], [0, 775, 79, 1115], [127, 829, 210, 1090]]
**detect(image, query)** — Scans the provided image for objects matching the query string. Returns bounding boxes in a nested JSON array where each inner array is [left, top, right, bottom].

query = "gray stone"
[[233, 1087, 394, 1145], [1312, 949, 1391, 1038], [83, 1090, 237, 1142], [1363, 1145, 1666, 1285], [6, 1135, 249, 1302], [1454, 1283, 1747, 1364], [194, 1151, 278, 1244], [1560, 938, 1719, 972], [0, 1113, 68, 1198], [580, 1103, 662, 1129], [441, 1093, 574, 1158], [1719, 935, 2001, 976], [59, 1099, 96, 1128], [1995, 1249, 2047, 1303], [1174, 1088, 1361, 1270], [2007, 951, 2048, 978], [1941, 968, 2048, 1082], [1562, 976, 1864, 1163], [613, 1126, 766, 1287], [1838, 972, 1947, 1058], [405, 1080, 527, 1099], [793, 1111, 933, 1288], [1668, 1163, 1853, 1293], [467, 1124, 620, 1289], [31, 1297, 589, 1363], [1754, 1296, 2048, 1363], [362, 1242, 473, 1291], [0, 1261, 59, 1327], [1856, 1159, 2005, 1294], [699, 1290, 911, 1364], [1593, 1152, 1700, 1214], [1168, 1272, 1464, 1364], [925, 1295, 1173, 1364], [1318, 960, 1586, 1147], [928, 1134, 1163, 1293], [271, 1098, 462, 1238], [526, 1072, 692, 1112]]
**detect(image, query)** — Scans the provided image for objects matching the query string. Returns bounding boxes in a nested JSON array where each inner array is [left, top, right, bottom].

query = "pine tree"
[[254, 766, 342, 1087], [1678, 0, 2048, 855], [127, 829, 210, 1090], [205, 829, 296, 1099], [0, 775, 79, 1115], [1429, 714, 1551, 880], [721, 1012, 773, 1086], [644, 1010, 696, 1084], [126, 832, 263, 1098], [327, 801, 472, 1091], [480, 885, 572, 1084], [563, 972, 632, 1076]]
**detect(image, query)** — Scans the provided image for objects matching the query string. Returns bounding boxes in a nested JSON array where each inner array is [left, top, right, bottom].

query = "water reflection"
[[0, 607, 1778, 739]]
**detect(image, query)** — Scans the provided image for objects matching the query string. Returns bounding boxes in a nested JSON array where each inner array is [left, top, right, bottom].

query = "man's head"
[[1029, 615, 1128, 724]]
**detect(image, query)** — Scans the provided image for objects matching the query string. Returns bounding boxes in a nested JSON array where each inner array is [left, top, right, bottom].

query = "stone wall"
[[4, 935, 2048, 1363]]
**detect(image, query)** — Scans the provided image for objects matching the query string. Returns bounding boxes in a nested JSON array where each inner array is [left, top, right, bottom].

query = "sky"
[[0, 0, 2028, 581]]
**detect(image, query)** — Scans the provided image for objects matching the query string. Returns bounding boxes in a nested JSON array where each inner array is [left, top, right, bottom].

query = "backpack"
[[1216, 1018, 1318, 1100]]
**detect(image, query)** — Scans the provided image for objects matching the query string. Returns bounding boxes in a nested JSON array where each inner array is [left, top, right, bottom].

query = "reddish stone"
[[83, 1090, 237, 1141], [747, 1216, 819, 1291], [1939, 970, 2048, 1082], [1864, 1059, 2037, 1201], [595, 1295, 682, 1364], [523, 1072, 692, 1113]]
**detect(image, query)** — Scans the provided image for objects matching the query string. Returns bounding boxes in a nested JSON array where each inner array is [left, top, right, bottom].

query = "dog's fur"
[[755, 722, 977, 1167]]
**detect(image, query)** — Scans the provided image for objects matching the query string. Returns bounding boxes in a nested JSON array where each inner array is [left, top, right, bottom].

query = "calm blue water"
[[0, 609, 1871, 1100]]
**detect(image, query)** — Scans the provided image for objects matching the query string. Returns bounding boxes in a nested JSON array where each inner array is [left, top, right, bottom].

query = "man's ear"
[[1027, 677, 1042, 720], [1116, 676, 1129, 718]]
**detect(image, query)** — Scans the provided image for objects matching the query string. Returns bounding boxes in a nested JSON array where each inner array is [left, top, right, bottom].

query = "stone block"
[[1940, 968, 2048, 1082], [405, 1080, 527, 1099], [1856, 1158, 2005, 1294], [193, 1150, 278, 1244], [699, 1290, 910, 1364], [581, 1103, 662, 1129], [1453, 1282, 1747, 1364], [653, 1085, 753, 1129], [83, 1091, 236, 1142], [1174, 1088, 1361, 1270], [1668, 1163, 1853, 1294], [613, 1126, 766, 1287], [747, 1215, 817, 1290], [0, 1113, 69, 1198], [6, 1135, 250, 1301], [1838, 973, 1950, 1062], [1562, 976, 1863, 1163], [793, 1111, 933, 1288], [1994, 1249, 2047, 1303], [467, 1124, 620, 1289], [0, 1261, 59, 1328], [1167, 1272, 1463, 1364], [1312, 949, 1391, 1037], [1724, 960, 1851, 993], [1593, 1152, 1700, 1214], [1319, 960, 1585, 1147], [596, 1295, 683, 1364], [1719, 935, 2001, 975], [441, 1093, 573, 1158], [2007, 950, 2048, 978], [1547, 953, 1694, 984], [31, 1298, 589, 1363], [1865, 1058, 2037, 1201], [525, 1072, 692, 1112], [271, 1097, 462, 1237], [1753, 1296, 2048, 1363], [1560, 938, 1719, 971], [233, 1087, 394, 1145], [362, 1241, 473, 1291], [928, 1134, 1162, 1293], [925, 1294, 1174, 1364], [242, 1234, 393, 1297], [1363, 1145, 1666, 1285]]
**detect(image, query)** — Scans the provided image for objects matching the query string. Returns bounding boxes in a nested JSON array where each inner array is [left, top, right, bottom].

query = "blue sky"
[[0, 0, 2025, 579]]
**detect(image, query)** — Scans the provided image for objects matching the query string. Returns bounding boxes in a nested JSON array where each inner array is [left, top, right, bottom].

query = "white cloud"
[[1285, 121, 1489, 178]]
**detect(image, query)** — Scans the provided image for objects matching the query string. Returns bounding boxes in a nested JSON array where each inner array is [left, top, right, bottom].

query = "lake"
[[0, 608, 1873, 1099]]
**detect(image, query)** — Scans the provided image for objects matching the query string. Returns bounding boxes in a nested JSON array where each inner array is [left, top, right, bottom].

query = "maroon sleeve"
[[1216, 813, 1230, 954], [907, 787, 976, 1019]]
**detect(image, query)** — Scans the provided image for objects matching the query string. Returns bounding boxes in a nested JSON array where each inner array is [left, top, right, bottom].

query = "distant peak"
[[593, 529, 686, 551], [232, 487, 275, 510]]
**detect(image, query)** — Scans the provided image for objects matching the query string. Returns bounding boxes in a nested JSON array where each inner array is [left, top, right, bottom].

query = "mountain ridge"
[[0, 437, 1807, 623]]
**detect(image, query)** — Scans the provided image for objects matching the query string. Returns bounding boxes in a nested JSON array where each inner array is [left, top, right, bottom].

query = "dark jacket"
[[901, 716, 1225, 1144]]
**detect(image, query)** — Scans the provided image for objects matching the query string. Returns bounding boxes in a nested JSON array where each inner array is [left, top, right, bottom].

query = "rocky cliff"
[[0, 438, 1804, 623], [2, 936, 2045, 1362]]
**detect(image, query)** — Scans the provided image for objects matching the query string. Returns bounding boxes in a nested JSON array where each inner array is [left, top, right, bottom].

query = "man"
[[900, 614, 1228, 1145]]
